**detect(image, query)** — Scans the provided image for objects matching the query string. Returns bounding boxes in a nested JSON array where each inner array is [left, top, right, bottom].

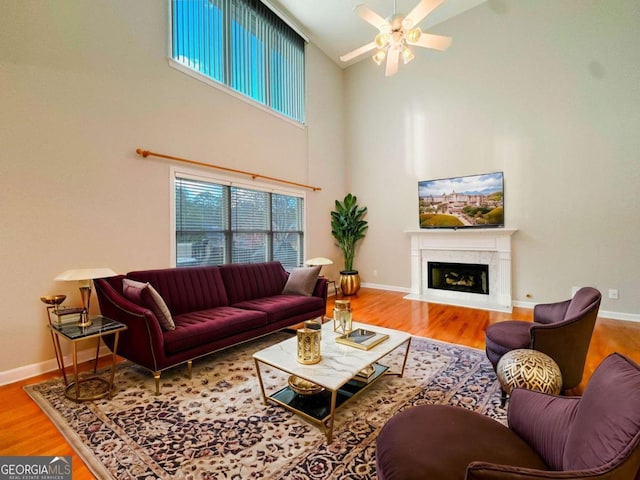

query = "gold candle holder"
[[333, 299, 352, 334], [297, 327, 321, 364]]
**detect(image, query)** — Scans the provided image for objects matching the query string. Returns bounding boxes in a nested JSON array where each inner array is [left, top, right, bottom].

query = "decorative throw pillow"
[[282, 266, 321, 296], [122, 278, 176, 331]]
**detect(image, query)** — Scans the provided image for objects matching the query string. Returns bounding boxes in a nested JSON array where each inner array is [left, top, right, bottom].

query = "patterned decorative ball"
[[496, 349, 563, 395]]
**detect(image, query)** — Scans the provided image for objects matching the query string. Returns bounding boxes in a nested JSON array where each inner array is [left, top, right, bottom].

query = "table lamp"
[[54, 267, 117, 327], [304, 257, 333, 272]]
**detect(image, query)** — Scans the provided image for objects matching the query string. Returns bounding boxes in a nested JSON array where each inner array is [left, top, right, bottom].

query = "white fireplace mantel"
[[404, 228, 517, 312]]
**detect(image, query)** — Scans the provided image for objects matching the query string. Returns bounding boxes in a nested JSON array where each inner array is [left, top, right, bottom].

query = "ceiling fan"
[[340, 0, 452, 77]]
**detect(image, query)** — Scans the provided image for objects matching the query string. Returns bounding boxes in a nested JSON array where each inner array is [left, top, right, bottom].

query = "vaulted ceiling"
[[270, 0, 487, 67]]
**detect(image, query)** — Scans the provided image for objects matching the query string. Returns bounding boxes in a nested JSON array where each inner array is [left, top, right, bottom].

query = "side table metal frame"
[[47, 311, 127, 402]]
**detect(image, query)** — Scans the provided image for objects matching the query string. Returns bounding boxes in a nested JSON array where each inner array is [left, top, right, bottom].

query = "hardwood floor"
[[2, 287, 639, 479]]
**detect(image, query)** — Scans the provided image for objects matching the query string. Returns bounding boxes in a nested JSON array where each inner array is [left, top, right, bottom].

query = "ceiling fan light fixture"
[[407, 27, 422, 43], [341, 0, 452, 75], [375, 32, 391, 48], [401, 46, 415, 64], [372, 49, 387, 66]]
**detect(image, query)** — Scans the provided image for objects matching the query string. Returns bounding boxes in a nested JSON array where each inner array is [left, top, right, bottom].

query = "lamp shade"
[[304, 257, 333, 266], [54, 268, 117, 281]]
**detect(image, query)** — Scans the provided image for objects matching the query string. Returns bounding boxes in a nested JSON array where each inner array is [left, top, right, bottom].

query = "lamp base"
[[77, 311, 92, 328]]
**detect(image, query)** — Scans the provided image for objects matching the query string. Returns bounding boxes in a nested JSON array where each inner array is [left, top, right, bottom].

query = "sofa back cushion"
[[220, 262, 288, 304], [127, 266, 229, 316], [563, 353, 640, 470]]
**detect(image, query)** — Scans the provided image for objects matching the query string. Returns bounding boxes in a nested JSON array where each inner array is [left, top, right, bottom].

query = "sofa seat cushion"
[[233, 294, 325, 324], [376, 405, 547, 480], [164, 307, 268, 355]]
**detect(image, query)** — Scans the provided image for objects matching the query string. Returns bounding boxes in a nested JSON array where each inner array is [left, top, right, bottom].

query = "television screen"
[[418, 172, 504, 229]]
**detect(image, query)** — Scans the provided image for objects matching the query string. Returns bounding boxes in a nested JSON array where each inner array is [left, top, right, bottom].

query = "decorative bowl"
[[40, 295, 67, 306], [288, 375, 324, 396]]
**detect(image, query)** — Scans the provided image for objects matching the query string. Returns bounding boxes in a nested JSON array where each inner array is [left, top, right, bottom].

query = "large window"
[[171, 0, 306, 123], [174, 173, 305, 269]]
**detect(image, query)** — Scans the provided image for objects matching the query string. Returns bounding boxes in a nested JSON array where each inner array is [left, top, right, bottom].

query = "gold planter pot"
[[340, 271, 361, 296]]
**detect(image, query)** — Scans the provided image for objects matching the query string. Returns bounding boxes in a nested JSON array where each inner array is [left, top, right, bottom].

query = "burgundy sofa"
[[94, 262, 327, 394]]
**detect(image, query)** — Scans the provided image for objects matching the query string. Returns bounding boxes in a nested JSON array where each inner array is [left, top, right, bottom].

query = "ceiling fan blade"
[[407, 33, 452, 51], [403, 0, 445, 29], [355, 4, 391, 31], [340, 41, 378, 63], [385, 48, 400, 76]]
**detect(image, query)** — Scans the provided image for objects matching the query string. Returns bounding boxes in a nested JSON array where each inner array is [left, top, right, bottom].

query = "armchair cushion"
[[508, 389, 580, 470], [563, 353, 640, 470], [533, 299, 571, 325]]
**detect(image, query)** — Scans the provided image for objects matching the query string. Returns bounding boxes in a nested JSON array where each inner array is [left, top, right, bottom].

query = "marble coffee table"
[[253, 320, 411, 443]]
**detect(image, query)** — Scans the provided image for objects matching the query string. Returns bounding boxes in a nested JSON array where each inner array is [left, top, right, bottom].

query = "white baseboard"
[[360, 282, 411, 293], [0, 345, 112, 387], [512, 301, 640, 323]]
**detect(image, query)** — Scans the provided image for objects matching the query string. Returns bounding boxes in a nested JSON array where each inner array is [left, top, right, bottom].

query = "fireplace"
[[428, 262, 489, 295], [405, 228, 517, 312]]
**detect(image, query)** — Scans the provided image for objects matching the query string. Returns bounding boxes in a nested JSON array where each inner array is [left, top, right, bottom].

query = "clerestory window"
[[170, 0, 306, 124]]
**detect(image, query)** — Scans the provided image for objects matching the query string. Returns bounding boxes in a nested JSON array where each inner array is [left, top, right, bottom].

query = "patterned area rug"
[[25, 331, 505, 479]]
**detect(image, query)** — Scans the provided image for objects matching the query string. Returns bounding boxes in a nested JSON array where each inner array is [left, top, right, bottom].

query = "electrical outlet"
[[373, 269, 378, 277], [608, 289, 619, 300]]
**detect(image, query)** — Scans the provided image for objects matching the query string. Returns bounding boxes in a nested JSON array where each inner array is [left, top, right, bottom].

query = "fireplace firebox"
[[428, 262, 489, 295]]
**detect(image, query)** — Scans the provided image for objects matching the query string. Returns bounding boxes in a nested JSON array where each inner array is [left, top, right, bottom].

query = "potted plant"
[[331, 193, 368, 295]]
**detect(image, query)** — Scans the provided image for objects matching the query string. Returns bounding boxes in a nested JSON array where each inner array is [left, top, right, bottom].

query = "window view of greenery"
[[418, 173, 504, 228], [175, 177, 304, 269], [171, 0, 305, 123]]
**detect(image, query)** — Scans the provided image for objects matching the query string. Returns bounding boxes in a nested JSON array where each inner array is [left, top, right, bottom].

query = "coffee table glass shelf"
[[253, 321, 411, 443]]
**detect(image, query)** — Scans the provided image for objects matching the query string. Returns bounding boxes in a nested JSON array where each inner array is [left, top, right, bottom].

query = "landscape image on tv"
[[418, 172, 504, 228]]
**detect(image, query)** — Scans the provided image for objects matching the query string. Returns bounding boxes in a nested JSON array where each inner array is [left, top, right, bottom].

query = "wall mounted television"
[[418, 172, 504, 229]]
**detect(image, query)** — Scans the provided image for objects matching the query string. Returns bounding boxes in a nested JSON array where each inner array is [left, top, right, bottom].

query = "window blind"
[[175, 175, 304, 269], [171, 0, 305, 123]]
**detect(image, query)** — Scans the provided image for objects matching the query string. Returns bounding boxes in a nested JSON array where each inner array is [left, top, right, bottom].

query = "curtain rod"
[[135, 148, 321, 192]]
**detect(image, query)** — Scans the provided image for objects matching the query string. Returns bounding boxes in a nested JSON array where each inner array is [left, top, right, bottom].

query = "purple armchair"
[[376, 352, 640, 479], [485, 286, 602, 392]]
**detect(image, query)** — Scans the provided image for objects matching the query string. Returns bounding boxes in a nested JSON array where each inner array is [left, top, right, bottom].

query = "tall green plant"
[[331, 193, 368, 272]]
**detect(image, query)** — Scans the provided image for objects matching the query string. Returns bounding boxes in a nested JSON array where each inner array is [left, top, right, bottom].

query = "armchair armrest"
[[467, 461, 614, 479], [312, 277, 328, 304]]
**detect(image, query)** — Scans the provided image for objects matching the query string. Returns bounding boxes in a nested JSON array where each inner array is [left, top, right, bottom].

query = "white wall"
[[0, 1, 345, 378], [345, 0, 640, 317]]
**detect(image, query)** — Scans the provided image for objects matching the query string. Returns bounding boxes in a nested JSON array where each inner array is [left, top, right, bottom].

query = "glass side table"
[[48, 314, 127, 402]]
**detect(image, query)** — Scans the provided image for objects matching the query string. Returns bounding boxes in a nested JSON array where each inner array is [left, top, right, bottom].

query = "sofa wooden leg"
[[153, 371, 161, 396], [187, 360, 192, 379]]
